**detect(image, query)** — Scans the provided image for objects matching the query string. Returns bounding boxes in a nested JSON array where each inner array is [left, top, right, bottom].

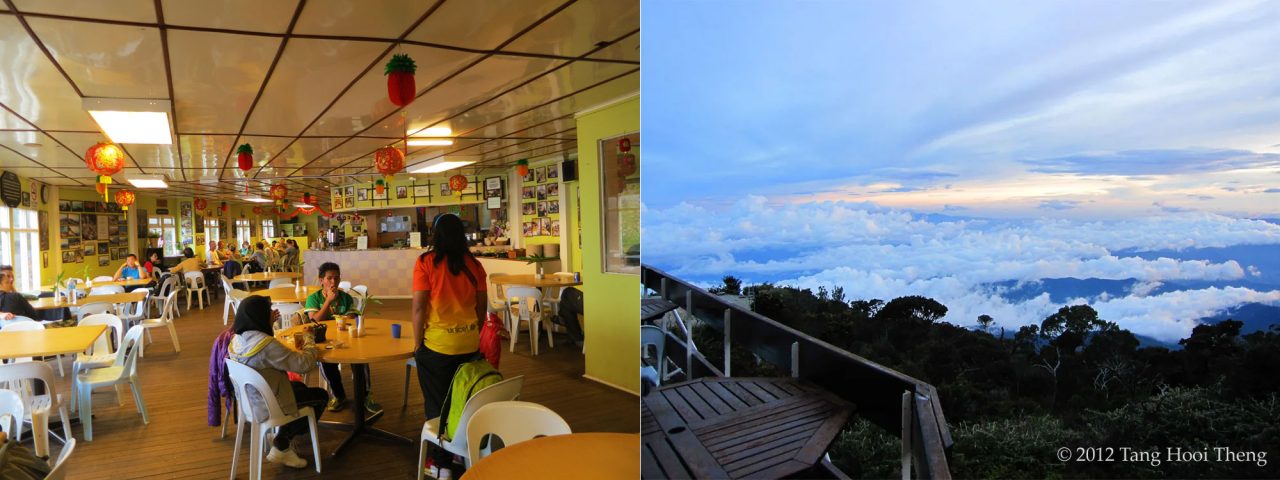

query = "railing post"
[[790, 341, 800, 378], [686, 290, 694, 379], [660, 277, 668, 299], [901, 390, 912, 480], [723, 308, 732, 377]]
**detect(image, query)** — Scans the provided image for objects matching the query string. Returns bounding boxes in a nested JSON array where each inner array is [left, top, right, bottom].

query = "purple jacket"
[[207, 328, 235, 426]]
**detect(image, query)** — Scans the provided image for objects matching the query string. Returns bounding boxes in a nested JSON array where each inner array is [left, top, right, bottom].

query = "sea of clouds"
[[643, 196, 1280, 342]]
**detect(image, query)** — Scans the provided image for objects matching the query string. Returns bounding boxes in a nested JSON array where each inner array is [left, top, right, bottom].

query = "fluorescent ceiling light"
[[420, 126, 452, 136], [82, 98, 173, 144], [409, 157, 475, 174], [126, 175, 169, 189], [295, 203, 314, 208], [244, 197, 272, 203], [406, 139, 454, 146]]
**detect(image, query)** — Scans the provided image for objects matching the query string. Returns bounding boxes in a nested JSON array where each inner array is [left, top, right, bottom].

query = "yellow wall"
[[577, 96, 640, 394]]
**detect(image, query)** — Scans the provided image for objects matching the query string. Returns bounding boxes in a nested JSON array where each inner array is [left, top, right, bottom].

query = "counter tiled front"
[[303, 249, 560, 298]]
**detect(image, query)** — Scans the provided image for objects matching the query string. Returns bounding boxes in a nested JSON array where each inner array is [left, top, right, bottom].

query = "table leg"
[[321, 363, 413, 458]]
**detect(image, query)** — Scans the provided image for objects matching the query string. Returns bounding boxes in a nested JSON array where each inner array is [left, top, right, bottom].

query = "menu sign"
[[0, 171, 20, 208]]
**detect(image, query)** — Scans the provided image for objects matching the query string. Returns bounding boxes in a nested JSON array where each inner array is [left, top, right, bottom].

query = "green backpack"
[[438, 357, 503, 442]]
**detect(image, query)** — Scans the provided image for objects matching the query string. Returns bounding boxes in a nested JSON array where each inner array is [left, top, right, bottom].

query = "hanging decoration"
[[375, 178, 386, 195], [279, 198, 291, 214], [85, 142, 126, 201], [194, 197, 208, 212], [252, 206, 263, 215], [449, 175, 468, 196], [384, 53, 417, 107], [301, 192, 313, 205], [616, 137, 637, 190], [374, 146, 405, 185], [269, 184, 288, 205], [278, 204, 334, 219], [236, 144, 254, 193], [114, 189, 135, 211], [515, 158, 529, 177]]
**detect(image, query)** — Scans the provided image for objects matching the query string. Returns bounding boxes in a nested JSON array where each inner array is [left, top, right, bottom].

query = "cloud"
[[645, 198, 1280, 342], [1024, 148, 1280, 176], [1039, 199, 1081, 210], [1265, 188, 1280, 193], [1153, 201, 1193, 213]]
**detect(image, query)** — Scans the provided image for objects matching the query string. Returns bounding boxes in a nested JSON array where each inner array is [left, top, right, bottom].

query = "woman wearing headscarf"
[[412, 213, 487, 478], [227, 295, 328, 469]]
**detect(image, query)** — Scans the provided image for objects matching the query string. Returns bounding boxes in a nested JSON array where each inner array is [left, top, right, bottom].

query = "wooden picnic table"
[[641, 298, 679, 323], [641, 377, 853, 479], [30, 291, 147, 310]]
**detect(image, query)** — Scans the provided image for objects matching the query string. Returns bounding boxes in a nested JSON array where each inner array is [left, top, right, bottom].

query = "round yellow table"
[[258, 285, 320, 304], [461, 432, 639, 479], [275, 318, 416, 456], [489, 275, 581, 289], [231, 271, 301, 283]]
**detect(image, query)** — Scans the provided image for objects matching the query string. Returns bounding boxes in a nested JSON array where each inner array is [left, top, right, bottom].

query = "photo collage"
[[520, 163, 561, 238], [57, 199, 127, 266]]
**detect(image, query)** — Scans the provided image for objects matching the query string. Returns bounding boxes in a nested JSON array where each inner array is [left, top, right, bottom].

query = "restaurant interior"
[[0, 1, 639, 478]]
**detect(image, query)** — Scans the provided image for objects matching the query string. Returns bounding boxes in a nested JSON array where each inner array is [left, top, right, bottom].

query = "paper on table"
[[357, 236, 368, 250], [409, 232, 421, 248]]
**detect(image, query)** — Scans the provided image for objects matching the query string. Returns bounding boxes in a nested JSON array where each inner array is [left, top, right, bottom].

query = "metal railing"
[[643, 264, 953, 479]]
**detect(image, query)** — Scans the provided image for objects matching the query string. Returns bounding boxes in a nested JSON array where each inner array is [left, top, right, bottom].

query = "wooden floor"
[[26, 292, 638, 479]]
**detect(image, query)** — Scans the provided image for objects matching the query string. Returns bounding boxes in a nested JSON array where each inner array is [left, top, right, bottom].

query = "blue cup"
[[391, 323, 402, 338]]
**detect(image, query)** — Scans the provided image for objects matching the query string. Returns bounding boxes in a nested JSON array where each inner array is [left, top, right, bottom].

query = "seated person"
[[250, 243, 271, 272], [142, 250, 164, 277], [205, 241, 223, 267], [169, 247, 204, 275], [0, 430, 52, 478], [0, 265, 37, 321], [240, 241, 253, 257], [228, 295, 328, 469], [112, 253, 151, 282], [303, 262, 380, 414], [554, 287, 586, 347]]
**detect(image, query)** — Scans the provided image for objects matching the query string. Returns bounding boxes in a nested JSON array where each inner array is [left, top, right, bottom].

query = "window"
[[600, 132, 640, 274], [149, 215, 178, 256], [0, 207, 40, 292], [205, 218, 220, 244], [261, 218, 275, 239], [236, 219, 251, 247]]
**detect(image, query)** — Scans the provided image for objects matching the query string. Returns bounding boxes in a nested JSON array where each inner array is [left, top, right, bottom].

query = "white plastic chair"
[[138, 291, 181, 357], [268, 278, 295, 289], [272, 303, 303, 332], [540, 272, 577, 317], [227, 361, 322, 479], [416, 376, 524, 480], [337, 281, 352, 290], [89, 285, 125, 295], [641, 325, 682, 384], [465, 401, 572, 466], [0, 362, 73, 457], [148, 275, 179, 318], [75, 325, 148, 441], [350, 285, 368, 298], [506, 287, 552, 355], [91, 276, 114, 283], [0, 389, 24, 441], [486, 274, 512, 317], [224, 288, 250, 326], [118, 291, 149, 329], [76, 302, 116, 322], [75, 314, 124, 374], [184, 271, 210, 310], [46, 438, 77, 480]]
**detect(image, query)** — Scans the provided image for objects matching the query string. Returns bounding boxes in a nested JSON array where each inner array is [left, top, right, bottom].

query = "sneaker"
[[327, 397, 348, 412], [266, 447, 308, 469], [423, 458, 439, 479], [364, 397, 383, 415]]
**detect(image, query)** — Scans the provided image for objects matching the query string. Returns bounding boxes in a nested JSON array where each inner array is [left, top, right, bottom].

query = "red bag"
[[479, 311, 507, 370], [287, 371, 303, 383]]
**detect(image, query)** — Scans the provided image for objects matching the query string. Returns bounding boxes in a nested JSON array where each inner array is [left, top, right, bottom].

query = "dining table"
[[488, 274, 581, 289], [29, 291, 147, 311], [0, 324, 106, 360], [231, 271, 302, 283], [259, 285, 321, 304], [39, 277, 152, 292], [461, 432, 639, 479], [275, 317, 416, 457]]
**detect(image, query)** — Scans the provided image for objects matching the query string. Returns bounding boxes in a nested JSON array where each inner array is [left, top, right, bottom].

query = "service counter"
[[302, 248, 559, 298]]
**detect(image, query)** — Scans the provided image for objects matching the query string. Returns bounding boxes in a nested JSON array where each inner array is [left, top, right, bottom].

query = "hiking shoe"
[[267, 447, 308, 468], [327, 397, 348, 412], [364, 397, 383, 415]]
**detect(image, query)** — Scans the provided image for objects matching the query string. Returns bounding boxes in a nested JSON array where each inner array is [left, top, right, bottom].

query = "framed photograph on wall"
[[551, 219, 560, 236], [396, 186, 408, 199], [522, 221, 537, 237], [536, 185, 547, 200], [547, 164, 559, 179], [537, 202, 548, 217], [548, 202, 559, 214], [522, 186, 534, 199], [345, 186, 355, 197], [413, 184, 432, 198], [538, 217, 551, 236], [99, 256, 110, 267], [439, 183, 451, 196], [97, 243, 108, 255], [547, 183, 559, 197], [522, 202, 535, 215], [523, 169, 534, 183], [535, 167, 546, 183], [357, 188, 368, 201]]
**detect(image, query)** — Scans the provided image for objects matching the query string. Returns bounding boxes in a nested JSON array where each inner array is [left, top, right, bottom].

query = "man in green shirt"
[[304, 262, 380, 415]]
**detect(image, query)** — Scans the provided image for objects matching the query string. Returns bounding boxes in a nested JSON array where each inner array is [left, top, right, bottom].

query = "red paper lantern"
[[618, 138, 632, 152], [114, 189, 135, 211], [85, 142, 125, 201], [515, 158, 529, 177], [301, 192, 313, 205], [220, 202, 228, 213], [384, 54, 417, 107], [236, 144, 254, 171], [374, 146, 405, 185], [449, 175, 467, 195], [252, 206, 263, 215], [269, 184, 288, 204], [194, 198, 208, 211]]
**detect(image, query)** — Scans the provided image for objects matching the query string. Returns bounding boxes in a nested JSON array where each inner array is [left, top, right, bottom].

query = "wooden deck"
[[26, 295, 637, 479]]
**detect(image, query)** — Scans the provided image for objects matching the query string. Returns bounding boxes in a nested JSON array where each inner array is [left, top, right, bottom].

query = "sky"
[[641, 1, 1280, 342]]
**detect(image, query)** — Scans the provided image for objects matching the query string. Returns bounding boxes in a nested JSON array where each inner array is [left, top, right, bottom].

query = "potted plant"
[[524, 254, 552, 279]]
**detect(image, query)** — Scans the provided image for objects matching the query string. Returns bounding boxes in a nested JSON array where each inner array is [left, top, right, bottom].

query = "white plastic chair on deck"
[[74, 326, 148, 441], [465, 401, 572, 466], [138, 291, 180, 357], [505, 287, 553, 355], [416, 376, 524, 479], [184, 271, 210, 310], [227, 361, 322, 479], [0, 361, 73, 457], [75, 314, 124, 374], [76, 302, 116, 322]]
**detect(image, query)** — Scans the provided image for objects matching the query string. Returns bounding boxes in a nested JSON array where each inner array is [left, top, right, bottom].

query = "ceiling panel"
[[120, 144, 181, 170], [11, 0, 156, 23], [444, 62, 636, 138], [395, 56, 564, 136], [177, 134, 234, 171], [0, 17, 98, 131], [501, 0, 638, 58], [293, 0, 428, 38], [2, 131, 100, 169], [168, 30, 282, 134], [27, 18, 168, 98], [587, 30, 638, 63], [223, 135, 298, 177], [409, 0, 564, 51], [243, 38, 390, 136], [296, 135, 393, 173], [0, 108, 34, 129], [300, 45, 479, 137], [160, 0, 298, 33]]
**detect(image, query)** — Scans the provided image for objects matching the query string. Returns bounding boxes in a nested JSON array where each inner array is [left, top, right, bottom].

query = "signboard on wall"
[[0, 171, 21, 208]]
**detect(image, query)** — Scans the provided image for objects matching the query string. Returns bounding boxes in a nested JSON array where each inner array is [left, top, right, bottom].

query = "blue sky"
[[641, 1, 1280, 341], [643, 0, 1280, 217]]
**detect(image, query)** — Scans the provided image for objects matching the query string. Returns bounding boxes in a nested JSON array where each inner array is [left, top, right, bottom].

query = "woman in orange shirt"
[[411, 213, 486, 477]]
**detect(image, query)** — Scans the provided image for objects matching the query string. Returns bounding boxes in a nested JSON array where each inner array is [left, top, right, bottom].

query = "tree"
[[875, 295, 948, 324], [709, 275, 743, 295], [977, 314, 995, 333]]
